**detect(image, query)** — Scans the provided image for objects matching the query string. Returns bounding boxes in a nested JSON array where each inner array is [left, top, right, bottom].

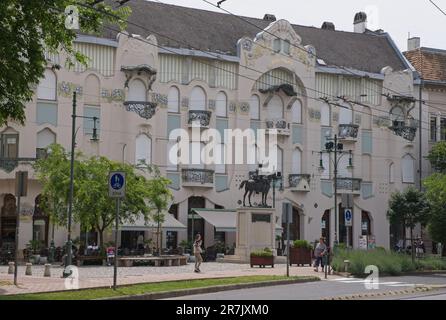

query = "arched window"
[[128, 79, 146, 101], [168, 87, 180, 113], [339, 104, 353, 125], [390, 107, 405, 123], [389, 162, 395, 184], [292, 149, 302, 174], [84, 74, 100, 106], [402, 154, 415, 183], [268, 95, 284, 119], [36, 128, 56, 158], [362, 155, 371, 181], [321, 103, 331, 126], [37, 69, 57, 100], [190, 86, 206, 111], [276, 147, 283, 174], [190, 141, 205, 169], [291, 100, 302, 124], [362, 106, 372, 130], [216, 92, 227, 118], [338, 154, 353, 178], [135, 134, 152, 166], [250, 95, 260, 120]]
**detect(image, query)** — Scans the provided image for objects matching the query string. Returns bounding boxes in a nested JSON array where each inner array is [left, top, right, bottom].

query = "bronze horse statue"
[[239, 174, 273, 207]]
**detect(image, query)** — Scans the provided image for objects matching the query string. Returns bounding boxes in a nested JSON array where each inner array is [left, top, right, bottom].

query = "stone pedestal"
[[229, 207, 276, 263], [25, 263, 32, 276], [8, 262, 14, 274]]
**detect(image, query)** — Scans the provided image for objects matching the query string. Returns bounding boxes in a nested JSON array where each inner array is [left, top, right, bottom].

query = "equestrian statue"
[[239, 170, 274, 207]]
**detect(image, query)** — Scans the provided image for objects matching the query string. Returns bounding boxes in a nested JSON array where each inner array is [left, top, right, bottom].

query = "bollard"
[[44, 264, 51, 277], [8, 262, 14, 274], [25, 263, 32, 276], [344, 260, 351, 273]]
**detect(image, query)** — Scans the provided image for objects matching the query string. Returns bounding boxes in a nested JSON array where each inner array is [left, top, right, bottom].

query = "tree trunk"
[[99, 230, 104, 251], [157, 210, 161, 256], [410, 227, 415, 263]]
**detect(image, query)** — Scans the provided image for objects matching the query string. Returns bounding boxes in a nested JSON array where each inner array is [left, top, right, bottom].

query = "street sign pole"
[[282, 202, 292, 278], [14, 171, 27, 286], [109, 171, 126, 291], [113, 197, 120, 291]]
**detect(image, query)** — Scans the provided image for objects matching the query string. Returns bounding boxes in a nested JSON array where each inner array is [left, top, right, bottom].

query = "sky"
[[152, 0, 446, 52]]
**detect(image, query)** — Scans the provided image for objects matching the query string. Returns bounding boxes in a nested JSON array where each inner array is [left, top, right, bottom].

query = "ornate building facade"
[[0, 1, 419, 254]]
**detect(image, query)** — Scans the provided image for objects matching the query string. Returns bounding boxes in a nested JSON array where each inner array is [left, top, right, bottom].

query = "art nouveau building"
[[0, 1, 420, 254]]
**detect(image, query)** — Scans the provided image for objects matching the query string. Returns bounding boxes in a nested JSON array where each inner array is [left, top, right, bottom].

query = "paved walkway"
[[0, 263, 337, 296]]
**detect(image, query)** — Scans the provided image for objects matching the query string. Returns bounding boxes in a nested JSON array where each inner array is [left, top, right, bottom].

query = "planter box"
[[250, 256, 274, 268], [290, 247, 313, 267]]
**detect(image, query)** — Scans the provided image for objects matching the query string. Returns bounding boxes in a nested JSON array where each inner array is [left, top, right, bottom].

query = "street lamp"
[[63, 92, 99, 277], [318, 134, 354, 248]]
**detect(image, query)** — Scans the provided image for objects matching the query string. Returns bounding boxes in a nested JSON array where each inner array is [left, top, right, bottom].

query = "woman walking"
[[193, 233, 203, 273]]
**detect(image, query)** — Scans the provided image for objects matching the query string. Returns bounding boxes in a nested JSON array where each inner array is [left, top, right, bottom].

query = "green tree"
[[387, 187, 430, 261], [0, 0, 130, 125], [427, 141, 446, 173], [424, 173, 446, 251], [34, 144, 172, 250]]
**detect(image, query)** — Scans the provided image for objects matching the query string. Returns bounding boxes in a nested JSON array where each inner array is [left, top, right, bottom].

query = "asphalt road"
[[167, 274, 446, 300]]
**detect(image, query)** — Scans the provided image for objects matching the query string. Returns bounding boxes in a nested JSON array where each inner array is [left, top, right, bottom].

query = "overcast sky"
[[153, 0, 446, 51]]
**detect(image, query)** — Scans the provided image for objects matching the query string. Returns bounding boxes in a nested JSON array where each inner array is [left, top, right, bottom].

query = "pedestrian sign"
[[344, 209, 353, 227], [109, 172, 126, 198]]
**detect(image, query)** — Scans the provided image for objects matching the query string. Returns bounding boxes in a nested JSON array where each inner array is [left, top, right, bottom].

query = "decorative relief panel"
[[58, 82, 83, 98], [152, 93, 168, 108], [101, 88, 125, 103], [239, 102, 250, 114], [332, 112, 339, 123], [181, 97, 189, 109], [229, 101, 237, 113]]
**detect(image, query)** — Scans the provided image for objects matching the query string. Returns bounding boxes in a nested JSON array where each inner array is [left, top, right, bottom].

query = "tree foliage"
[[424, 173, 446, 245], [34, 144, 172, 248], [427, 141, 446, 173], [387, 187, 430, 260], [0, 0, 131, 125]]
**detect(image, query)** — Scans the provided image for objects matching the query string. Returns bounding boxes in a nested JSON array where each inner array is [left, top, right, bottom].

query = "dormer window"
[[273, 39, 291, 55]]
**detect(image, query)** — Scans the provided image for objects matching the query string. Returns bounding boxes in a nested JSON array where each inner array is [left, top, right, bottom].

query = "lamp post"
[[63, 92, 100, 277], [318, 134, 354, 248]]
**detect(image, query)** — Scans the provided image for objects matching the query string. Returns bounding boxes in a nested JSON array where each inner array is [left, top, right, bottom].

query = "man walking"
[[314, 237, 327, 272]]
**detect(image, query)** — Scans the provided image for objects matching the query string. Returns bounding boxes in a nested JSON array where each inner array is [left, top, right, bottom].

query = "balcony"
[[188, 110, 212, 128], [338, 124, 359, 141], [288, 174, 311, 192], [123, 101, 157, 120], [265, 119, 290, 136], [336, 178, 362, 195], [182, 169, 214, 188], [0, 159, 19, 173]]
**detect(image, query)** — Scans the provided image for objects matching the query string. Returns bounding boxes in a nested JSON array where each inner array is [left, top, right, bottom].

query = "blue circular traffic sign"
[[111, 173, 124, 190], [345, 209, 352, 221]]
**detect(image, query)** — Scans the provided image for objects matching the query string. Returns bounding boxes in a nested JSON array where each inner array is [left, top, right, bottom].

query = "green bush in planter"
[[251, 248, 273, 258], [293, 240, 312, 250]]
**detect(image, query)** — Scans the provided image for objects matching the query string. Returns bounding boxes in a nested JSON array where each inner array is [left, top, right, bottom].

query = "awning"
[[120, 214, 186, 231], [193, 209, 236, 232], [192, 209, 284, 234]]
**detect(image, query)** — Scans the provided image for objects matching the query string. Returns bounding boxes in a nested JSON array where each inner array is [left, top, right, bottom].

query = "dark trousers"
[[314, 256, 324, 268]]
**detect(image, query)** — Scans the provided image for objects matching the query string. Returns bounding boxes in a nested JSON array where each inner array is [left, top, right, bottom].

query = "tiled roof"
[[404, 48, 446, 82], [102, 0, 407, 74]]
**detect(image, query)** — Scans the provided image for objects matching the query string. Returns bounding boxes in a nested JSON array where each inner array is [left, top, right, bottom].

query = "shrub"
[[251, 248, 273, 258], [293, 240, 312, 250]]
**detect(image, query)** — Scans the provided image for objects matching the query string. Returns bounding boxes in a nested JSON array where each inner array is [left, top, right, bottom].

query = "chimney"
[[263, 14, 276, 22], [353, 12, 367, 33], [408, 37, 421, 51], [321, 22, 335, 31]]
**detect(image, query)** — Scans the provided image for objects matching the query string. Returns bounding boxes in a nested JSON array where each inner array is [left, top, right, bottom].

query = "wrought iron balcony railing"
[[182, 168, 214, 187], [265, 119, 290, 135], [123, 101, 157, 120], [188, 110, 212, 128], [338, 124, 360, 140], [288, 174, 311, 192], [0, 157, 36, 173], [336, 177, 362, 194]]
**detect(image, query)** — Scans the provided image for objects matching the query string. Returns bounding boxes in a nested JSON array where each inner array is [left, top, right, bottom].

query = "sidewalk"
[[0, 263, 338, 296]]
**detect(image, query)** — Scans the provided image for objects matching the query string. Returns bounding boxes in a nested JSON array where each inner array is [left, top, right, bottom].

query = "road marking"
[[330, 277, 415, 287]]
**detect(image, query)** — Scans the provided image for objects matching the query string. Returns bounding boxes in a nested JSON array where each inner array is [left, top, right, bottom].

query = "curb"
[[322, 286, 433, 300], [97, 277, 320, 300]]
